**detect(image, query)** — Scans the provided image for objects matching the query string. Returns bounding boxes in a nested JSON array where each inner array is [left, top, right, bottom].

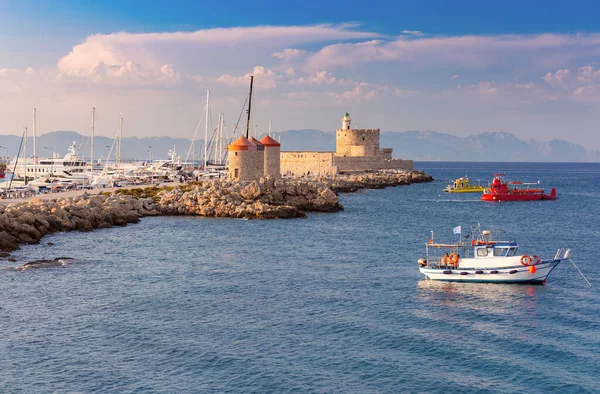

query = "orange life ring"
[[449, 254, 459, 264], [532, 255, 541, 265], [521, 255, 532, 266]]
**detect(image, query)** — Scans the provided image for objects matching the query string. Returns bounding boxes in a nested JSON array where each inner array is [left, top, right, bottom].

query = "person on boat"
[[442, 253, 449, 265]]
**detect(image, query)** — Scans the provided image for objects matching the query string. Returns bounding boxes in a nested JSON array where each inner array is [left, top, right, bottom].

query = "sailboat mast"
[[268, 120, 271, 136], [33, 108, 37, 177], [213, 112, 220, 165], [91, 107, 95, 176], [118, 114, 123, 172], [245, 75, 254, 139], [23, 126, 28, 184], [204, 89, 209, 170], [219, 113, 224, 165]]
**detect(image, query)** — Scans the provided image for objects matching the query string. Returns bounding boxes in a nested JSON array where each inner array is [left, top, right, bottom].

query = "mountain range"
[[0, 130, 597, 162]]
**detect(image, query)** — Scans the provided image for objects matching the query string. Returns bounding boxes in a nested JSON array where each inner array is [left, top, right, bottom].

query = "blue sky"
[[2, 0, 600, 149]]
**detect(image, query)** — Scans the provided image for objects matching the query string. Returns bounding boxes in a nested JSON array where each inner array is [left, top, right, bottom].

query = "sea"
[[1, 162, 599, 393]]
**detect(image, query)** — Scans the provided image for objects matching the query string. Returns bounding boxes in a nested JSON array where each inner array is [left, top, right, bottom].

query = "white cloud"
[[394, 88, 416, 97], [271, 48, 307, 60], [577, 65, 600, 83], [401, 30, 424, 36], [305, 33, 600, 72], [217, 66, 278, 89], [289, 70, 340, 85], [459, 81, 498, 95], [327, 82, 389, 102], [451, 74, 459, 79], [57, 24, 378, 84], [543, 69, 570, 88]]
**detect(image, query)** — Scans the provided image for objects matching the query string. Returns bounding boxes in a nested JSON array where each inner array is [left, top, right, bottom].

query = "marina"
[[2, 3, 599, 392]]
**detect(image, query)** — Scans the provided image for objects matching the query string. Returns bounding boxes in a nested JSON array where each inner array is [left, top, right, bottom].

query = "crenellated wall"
[[336, 128, 380, 157]]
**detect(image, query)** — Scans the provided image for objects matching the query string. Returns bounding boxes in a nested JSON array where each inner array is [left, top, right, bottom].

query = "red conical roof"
[[259, 135, 281, 147], [249, 137, 264, 151], [228, 136, 257, 151]]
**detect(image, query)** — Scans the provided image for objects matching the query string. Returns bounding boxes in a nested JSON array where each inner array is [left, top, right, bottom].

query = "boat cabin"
[[473, 243, 519, 258]]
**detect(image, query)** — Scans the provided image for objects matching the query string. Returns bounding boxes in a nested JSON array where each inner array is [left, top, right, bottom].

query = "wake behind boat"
[[418, 226, 569, 284]]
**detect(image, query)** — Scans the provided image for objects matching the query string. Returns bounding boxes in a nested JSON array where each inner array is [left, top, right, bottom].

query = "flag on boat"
[[453, 225, 461, 234]]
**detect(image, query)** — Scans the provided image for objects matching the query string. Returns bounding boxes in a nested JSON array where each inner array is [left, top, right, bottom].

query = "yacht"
[[10, 141, 91, 181]]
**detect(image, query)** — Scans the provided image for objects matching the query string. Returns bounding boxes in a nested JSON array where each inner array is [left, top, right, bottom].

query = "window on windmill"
[[234, 168, 239, 178]]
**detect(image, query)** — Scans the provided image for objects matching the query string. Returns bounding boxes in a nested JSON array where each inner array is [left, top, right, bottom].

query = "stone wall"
[[333, 155, 413, 173], [229, 151, 264, 181], [264, 146, 280, 179], [280, 152, 336, 177], [336, 128, 380, 157]]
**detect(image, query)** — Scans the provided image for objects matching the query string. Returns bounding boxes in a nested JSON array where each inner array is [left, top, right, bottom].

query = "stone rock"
[[241, 181, 262, 200]]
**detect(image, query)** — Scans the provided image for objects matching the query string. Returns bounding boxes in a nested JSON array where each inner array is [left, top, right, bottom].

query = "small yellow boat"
[[443, 176, 485, 193]]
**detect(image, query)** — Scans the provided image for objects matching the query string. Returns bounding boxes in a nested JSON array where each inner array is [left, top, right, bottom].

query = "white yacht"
[[10, 141, 90, 180]]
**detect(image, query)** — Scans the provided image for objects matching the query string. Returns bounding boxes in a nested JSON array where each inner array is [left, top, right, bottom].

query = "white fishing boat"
[[418, 226, 570, 284]]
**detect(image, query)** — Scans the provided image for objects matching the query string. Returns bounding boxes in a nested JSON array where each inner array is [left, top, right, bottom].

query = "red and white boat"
[[481, 174, 556, 202]]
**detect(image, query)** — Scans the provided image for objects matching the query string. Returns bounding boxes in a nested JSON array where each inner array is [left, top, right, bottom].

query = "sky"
[[1, 0, 600, 148]]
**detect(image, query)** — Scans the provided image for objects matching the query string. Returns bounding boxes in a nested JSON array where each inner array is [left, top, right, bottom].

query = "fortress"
[[280, 113, 412, 176], [228, 113, 412, 181]]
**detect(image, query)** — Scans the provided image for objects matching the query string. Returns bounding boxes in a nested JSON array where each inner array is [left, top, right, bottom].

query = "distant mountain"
[[278, 129, 599, 162], [0, 131, 197, 161], [0, 129, 597, 162]]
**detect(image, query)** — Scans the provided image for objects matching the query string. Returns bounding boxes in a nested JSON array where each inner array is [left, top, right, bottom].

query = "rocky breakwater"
[[0, 193, 160, 252], [154, 177, 342, 219], [0, 170, 432, 252], [326, 169, 434, 193]]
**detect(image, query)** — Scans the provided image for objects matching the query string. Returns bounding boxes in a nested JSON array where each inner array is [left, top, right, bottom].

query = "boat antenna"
[[246, 75, 254, 139]]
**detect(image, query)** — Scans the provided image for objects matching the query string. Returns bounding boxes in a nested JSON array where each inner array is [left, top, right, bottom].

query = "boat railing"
[[554, 248, 571, 260]]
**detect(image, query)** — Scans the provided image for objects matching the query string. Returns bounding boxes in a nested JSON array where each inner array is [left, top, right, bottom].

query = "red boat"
[[481, 174, 556, 201]]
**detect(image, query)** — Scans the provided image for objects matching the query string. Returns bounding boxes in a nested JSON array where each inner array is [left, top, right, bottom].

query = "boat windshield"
[[492, 246, 518, 257]]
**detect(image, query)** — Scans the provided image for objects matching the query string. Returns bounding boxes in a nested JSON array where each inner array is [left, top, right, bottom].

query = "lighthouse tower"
[[342, 112, 351, 131]]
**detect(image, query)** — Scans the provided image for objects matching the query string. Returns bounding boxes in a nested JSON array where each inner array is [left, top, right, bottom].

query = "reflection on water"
[[416, 279, 542, 316]]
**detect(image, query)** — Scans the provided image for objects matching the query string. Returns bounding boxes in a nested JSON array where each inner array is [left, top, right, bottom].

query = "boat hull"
[[419, 260, 562, 284], [481, 193, 556, 201], [443, 187, 485, 193]]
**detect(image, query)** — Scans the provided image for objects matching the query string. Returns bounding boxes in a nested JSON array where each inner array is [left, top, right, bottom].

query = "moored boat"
[[418, 227, 569, 284], [481, 173, 556, 201], [443, 176, 484, 193]]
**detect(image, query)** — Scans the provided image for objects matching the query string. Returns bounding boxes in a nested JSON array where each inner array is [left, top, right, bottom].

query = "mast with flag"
[[453, 225, 462, 244]]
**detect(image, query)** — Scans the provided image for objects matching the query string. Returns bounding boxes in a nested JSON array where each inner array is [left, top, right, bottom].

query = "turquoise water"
[[1, 162, 599, 393]]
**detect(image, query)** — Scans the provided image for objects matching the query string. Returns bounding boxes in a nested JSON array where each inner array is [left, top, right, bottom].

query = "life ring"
[[533, 255, 541, 265], [449, 254, 459, 264], [521, 255, 532, 266]]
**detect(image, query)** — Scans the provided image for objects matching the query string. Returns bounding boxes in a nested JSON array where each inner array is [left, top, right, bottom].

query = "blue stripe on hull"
[[428, 278, 546, 284]]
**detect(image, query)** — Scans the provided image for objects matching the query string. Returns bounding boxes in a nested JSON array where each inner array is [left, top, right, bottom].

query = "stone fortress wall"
[[280, 113, 413, 177], [280, 152, 336, 177], [336, 128, 380, 157]]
